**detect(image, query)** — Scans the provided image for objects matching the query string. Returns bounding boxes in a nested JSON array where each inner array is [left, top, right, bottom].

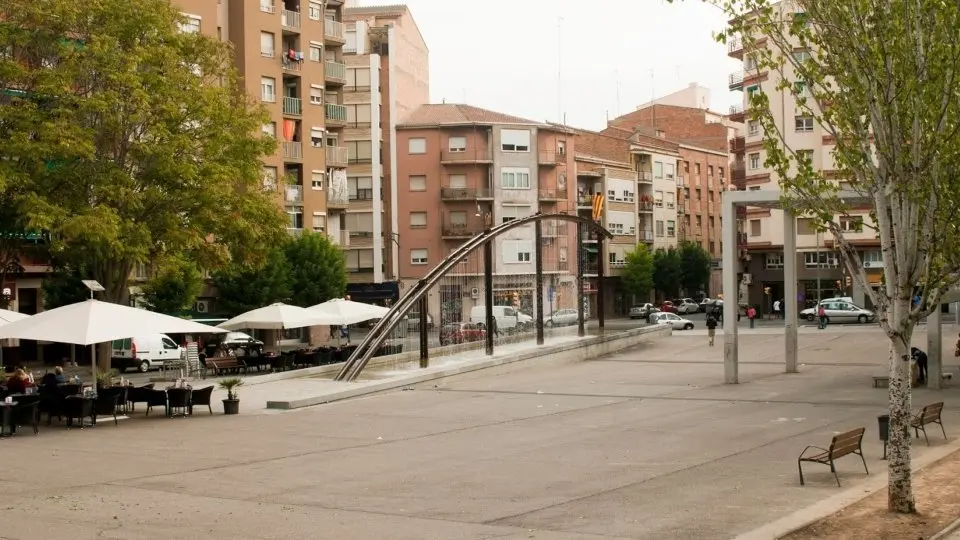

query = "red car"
[[660, 301, 678, 313], [439, 323, 486, 346]]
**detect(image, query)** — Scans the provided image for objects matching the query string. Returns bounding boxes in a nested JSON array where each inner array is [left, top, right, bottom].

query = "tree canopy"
[[138, 256, 204, 315], [212, 248, 292, 318], [621, 244, 654, 301], [678, 241, 711, 297], [652, 247, 682, 299], [285, 232, 348, 308], [0, 0, 286, 305]]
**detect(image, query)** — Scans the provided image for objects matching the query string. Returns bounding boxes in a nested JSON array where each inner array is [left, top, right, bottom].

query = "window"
[[411, 249, 428, 265], [707, 165, 714, 176], [346, 104, 372, 127], [308, 1, 322, 20], [347, 68, 371, 90], [840, 216, 864, 232], [502, 240, 533, 263], [180, 14, 201, 34], [501, 167, 531, 189], [408, 175, 426, 191], [261, 77, 276, 102], [308, 86, 323, 105], [346, 250, 375, 272], [804, 252, 839, 268], [665, 163, 675, 178], [310, 127, 324, 148], [311, 213, 325, 233], [793, 50, 812, 64], [795, 115, 814, 132], [654, 191, 663, 207], [863, 250, 883, 265], [653, 161, 663, 178], [408, 137, 426, 154], [287, 208, 303, 229], [448, 137, 466, 152], [500, 129, 530, 152], [749, 186, 761, 191], [260, 0, 274, 13], [346, 213, 374, 235], [666, 220, 676, 237], [448, 174, 466, 188], [449, 211, 467, 225], [796, 149, 814, 166], [719, 167, 725, 178], [349, 176, 373, 200], [794, 80, 811, 99], [765, 252, 784, 269], [260, 32, 275, 57], [262, 122, 276, 138], [749, 153, 761, 170], [749, 219, 761, 236], [410, 212, 427, 228], [345, 30, 357, 52], [309, 44, 322, 62], [501, 205, 530, 223], [347, 140, 372, 163], [310, 170, 324, 190], [744, 55, 758, 71], [262, 166, 278, 189], [748, 120, 760, 136], [666, 193, 675, 209], [558, 140, 566, 155], [695, 163, 702, 174], [656, 220, 664, 237]]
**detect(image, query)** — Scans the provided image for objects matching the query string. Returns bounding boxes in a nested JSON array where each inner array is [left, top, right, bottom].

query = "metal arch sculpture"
[[335, 212, 613, 382]]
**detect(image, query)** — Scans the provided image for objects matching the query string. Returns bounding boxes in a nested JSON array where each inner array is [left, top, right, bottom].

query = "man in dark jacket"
[[911, 347, 928, 384], [706, 314, 718, 346]]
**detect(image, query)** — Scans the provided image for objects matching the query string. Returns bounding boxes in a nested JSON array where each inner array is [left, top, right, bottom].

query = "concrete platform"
[[3, 324, 960, 540]]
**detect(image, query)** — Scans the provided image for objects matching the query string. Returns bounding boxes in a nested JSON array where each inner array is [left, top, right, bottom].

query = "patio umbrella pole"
[[90, 343, 96, 383]]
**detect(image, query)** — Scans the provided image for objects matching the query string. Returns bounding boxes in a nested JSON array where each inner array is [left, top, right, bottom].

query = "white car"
[[651, 312, 695, 330], [800, 301, 875, 324], [675, 299, 700, 314], [546, 308, 580, 327]]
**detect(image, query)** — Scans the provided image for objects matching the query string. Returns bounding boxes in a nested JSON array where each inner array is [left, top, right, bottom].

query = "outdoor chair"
[[11, 394, 41, 435], [189, 386, 215, 415], [127, 384, 156, 413], [59, 383, 82, 396], [63, 396, 95, 429], [166, 388, 191, 417], [142, 389, 168, 416], [94, 389, 122, 426], [39, 385, 66, 425]]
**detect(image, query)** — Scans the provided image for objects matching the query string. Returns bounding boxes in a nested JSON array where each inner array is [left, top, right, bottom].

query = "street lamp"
[[81, 280, 104, 374]]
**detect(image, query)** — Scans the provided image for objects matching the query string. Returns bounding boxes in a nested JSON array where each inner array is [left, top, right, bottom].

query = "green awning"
[[583, 246, 598, 253]]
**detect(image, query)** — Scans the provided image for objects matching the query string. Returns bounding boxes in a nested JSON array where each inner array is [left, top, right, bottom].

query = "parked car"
[[800, 301, 875, 324], [407, 312, 434, 332], [111, 333, 185, 373], [699, 297, 714, 312], [675, 299, 700, 314], [469, 305, 534, 332], [651, 312, 695, 330], [660, 301, 678, 314], [202, 331, 264, 359], [629, 303, 658, 320], [439, 322, 486, 346], [547, 308, 580, 327]]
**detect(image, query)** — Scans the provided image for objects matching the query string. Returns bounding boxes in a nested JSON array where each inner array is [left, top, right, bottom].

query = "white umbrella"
[[0, 308, 28, 325], [308, 298, 390, 326], [0, 299, 227, 344], [218, 302, 326, 331]]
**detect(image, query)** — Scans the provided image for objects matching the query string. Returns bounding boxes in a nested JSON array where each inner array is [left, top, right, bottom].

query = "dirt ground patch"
[[783, 447, 960, 540]]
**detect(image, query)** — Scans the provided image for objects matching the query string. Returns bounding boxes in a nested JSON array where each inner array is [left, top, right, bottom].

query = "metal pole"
[[483, 238, 495, 356], [816, 230, 821, 304], [535, 220, 545, 345], [597, 232, 606, 330], [576, 221, 586, 337], [418, 295, 428, 369]]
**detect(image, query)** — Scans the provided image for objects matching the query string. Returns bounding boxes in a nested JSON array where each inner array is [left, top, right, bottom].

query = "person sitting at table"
[[40, 366, 66, 387], [6, 369, 30, 394]]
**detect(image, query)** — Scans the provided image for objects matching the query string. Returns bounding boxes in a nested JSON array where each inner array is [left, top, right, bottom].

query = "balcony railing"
[[729, 71, 744, 90], [730, 136, 746, 153], [583, 263, 599, 275], [442, 223, 484, 238], [727, 36, 743, 56], [638, 171, 653, 183], [639, 230, 654, 242], [324, 19, 345, 42], [283, 96, 301, 116], [543, 224, 569, 237], [325, 103, 347, 124], [325, 146, 349, 167], [676, 175, 686, 187], [281, 56, 302, 72], [325, 60, 346, 83], [283, 184, 303, 204], [282, 141, 302, 161], [287, 227, 303, 237], [440, 187, 493, 200], [440, 149, 492, 163], [610, 260, 627, 269], [281, 9, 301, 30], [538, 189, 567, 201], [327, 191, 349, 207], [538, 151, 566, 165], [577, 194, 595, 207], [638, 200, 654, 212]]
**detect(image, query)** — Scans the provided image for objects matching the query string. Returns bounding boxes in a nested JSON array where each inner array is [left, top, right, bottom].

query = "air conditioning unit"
[[864, 261, 884, 269], [194, 299, 211, 313], [471, 287, 480, 299], [743, 273, 753, 285]]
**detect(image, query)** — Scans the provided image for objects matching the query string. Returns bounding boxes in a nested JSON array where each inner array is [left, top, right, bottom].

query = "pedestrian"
[[817, 304, 827, 329], [706, 313, 718, 346], [747, 305, 757, 328], [773, 299, 781, 319], [911, 347, 929, 384]]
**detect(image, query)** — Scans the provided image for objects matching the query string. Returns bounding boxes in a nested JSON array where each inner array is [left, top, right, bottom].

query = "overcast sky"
[[358, 0, 739, 130]]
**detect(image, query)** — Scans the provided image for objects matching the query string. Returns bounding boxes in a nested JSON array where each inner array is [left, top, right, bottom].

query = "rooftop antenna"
[[557, 16, 563, 124]]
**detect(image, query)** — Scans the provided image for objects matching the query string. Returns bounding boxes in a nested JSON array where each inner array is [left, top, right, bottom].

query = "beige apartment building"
[[727, 1, 881, 310], [394, 104, 576, 325]]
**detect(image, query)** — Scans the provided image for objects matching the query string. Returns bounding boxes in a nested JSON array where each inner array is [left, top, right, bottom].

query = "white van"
[[469, 305, 534, 332], [111, 334, 185, 373]]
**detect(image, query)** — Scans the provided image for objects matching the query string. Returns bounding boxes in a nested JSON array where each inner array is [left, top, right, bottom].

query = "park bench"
[[912, 401, 947, 445], [203, 357, 246, 376], [797, 427, 868, 487]]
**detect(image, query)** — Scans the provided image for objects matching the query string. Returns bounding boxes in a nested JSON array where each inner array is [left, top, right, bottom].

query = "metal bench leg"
[[797, 460, 806, 486], [921, 425, 930, 446], [858, 451, 869, 475], [938, 420, 947, 440], [831, 461, 841, 488]]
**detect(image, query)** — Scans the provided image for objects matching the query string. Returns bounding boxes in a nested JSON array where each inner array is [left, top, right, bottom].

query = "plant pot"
[[222, 399, 240, 415]]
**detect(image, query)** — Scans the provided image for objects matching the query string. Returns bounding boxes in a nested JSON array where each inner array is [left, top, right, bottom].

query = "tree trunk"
[[887, 319, 916, 513], [92, 263, 132, 374]]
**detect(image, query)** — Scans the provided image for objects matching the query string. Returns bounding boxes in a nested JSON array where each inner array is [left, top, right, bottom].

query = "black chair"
[[39, 385, 66, 425], [63, 396, 95, 429], [10, 394, 40, 435], [189, 386, 215, 415], [127, 384, 157, 413], [143, 389, 168, 416], [59, 383, 82, 396], [166, 388, 191, 417], [94, 389, 122, 426]]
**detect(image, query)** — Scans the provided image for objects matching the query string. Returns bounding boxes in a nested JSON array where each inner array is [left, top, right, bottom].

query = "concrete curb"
[[932, 516, 960, 540], [264, 323, 672, 410], [733, 438, 960, 540]]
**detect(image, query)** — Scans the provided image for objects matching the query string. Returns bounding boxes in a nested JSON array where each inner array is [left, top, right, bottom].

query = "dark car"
[[439, 323, 486, 346], [660, 301, 678, 314]]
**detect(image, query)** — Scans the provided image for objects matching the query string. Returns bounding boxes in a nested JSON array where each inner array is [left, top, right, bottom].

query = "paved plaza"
[[4, 324, 960, 539]]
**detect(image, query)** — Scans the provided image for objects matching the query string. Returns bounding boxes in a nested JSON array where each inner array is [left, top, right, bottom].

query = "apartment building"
[[395, 104, 576, 325], [334, 4, 429, 304], [727, 2, 881, 310]]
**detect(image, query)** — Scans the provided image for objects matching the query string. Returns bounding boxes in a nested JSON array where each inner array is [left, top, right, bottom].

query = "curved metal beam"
[[335, 212, 611, 382]]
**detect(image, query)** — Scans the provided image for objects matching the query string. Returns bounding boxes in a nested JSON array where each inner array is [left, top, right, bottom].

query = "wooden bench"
[[912, 402, 947, 445], [798, 427, 868, 487], [203, 357, 246, 376]]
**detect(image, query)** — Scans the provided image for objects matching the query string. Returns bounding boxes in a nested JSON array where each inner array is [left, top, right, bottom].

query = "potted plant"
[[218, 377, 244, 415], [95, 368, 119, 391]]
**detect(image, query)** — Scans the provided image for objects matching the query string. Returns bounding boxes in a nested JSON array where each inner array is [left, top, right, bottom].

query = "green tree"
[[138, 257, 204, 315], [0, 0, 286, 308], [41, 266, 90, 310], [284, 232, 347, 308], [668, 0, 960, 512], [621, 244, 654, 301], [678, 241, 711, 297], [652, 248, 681, 299], [213, 248, 291, 317]]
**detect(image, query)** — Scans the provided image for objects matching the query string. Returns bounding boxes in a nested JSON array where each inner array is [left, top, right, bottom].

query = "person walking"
[[773, 299, 781, 319], [747, 305, 757, 328], [817, 304, 828, 329], [911, 347, 929, 384], [706, 313, 718, 346]]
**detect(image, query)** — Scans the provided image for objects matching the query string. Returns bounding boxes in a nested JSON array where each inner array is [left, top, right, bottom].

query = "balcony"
[[676, 175, 686, 187], [440, 149, 492, 164], [727, 36, 743, 58], [730, 135, 746, 154], [349, 230, 374, 247], [638, 200, 654, 212], [440, 187, 493, 201], [282, 142, 302, 161], [543, 224, 569, 237], [283, 184, 303, 205], [729, 71, 744, 90], [583, 263, 599, 276], [638, 171, 653, 184], [538, 151, 566, 166], [538, 189, 567, 202], [639, 229, 654, 242], [281, 56, 302, 73], [281, 9, 300, 30], [731, 161, 746, 189], [325, 103, 347, 127], [442, 222, 484, 239], [325, 61, 347, 85], [324, 19, 346, 45], [327, 191, 349, 209], [325, 146, 349, 167], [287, 227, 303, 237], [610, 260, 627, 269], [677, 203, 686, 215], [577, 194, 595, 208], [282, 96, 302, 116], [729, 104, 745, 123], [577, 167, 603, 178]]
